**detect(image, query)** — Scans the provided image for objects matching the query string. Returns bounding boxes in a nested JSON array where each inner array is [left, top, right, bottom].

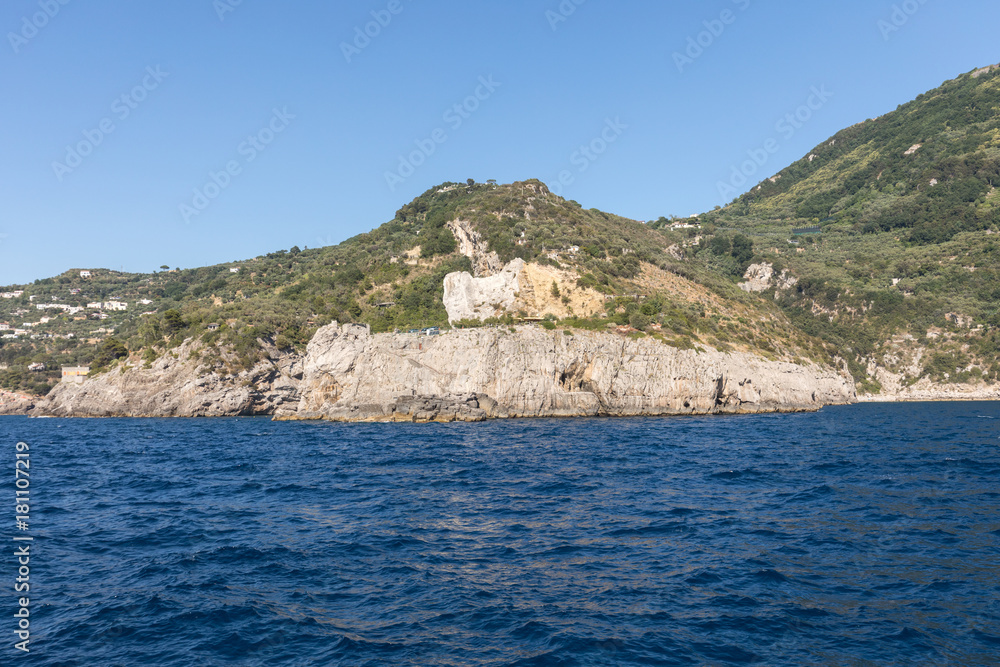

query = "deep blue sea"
[[2, 402, 999, 666]]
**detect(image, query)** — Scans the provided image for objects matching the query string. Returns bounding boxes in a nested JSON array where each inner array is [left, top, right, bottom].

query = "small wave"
[[606, 522, 694, 537], [751, 569, 791, 584], [685, 571, 723, 586], [511, 620, 557, 642], [810, 459, 853, 472], [691, 639, 763, 665], [667, 507, 699, 517], [782, 485, 835, 503], [709, 468, 765, 482]]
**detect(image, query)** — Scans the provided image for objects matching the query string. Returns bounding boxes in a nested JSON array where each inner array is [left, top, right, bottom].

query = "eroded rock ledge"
[[274, 322, 856, 422], [30, 339, 303, 418]]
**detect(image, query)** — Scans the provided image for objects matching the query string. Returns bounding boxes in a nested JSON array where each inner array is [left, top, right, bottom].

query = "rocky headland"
[[28, 339, 303, 418], [272, 322, 855, 422], [19, 323, 856, 421]]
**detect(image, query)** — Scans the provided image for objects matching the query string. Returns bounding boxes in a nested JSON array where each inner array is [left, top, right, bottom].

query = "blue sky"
[[1, 0, 998, 286]]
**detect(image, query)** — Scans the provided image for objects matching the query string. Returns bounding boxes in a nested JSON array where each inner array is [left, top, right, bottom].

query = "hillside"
[[720, 63, 1000, 242], [3, 65, 999, 401], [0, 180, 832, 397], [698, 64, 1000, 393]]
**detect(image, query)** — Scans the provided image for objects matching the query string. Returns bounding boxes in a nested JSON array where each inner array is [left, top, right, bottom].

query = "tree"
[[160, 265, 170, 270], [467, 178, 475, 186], [709, 235, 731, 256], [629, 313, 651, 330], [730, 234, 755, 266], [163, 309, 186, 333], [91, 338, 128, 369]]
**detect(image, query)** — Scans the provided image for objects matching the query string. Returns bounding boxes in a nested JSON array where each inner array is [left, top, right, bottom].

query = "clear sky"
[[1, 0, 998, 286]]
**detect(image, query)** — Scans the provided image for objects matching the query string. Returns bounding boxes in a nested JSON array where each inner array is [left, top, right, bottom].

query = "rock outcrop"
[[443, 259, 524, 323], [0, 391, 34, 416], [446, 219, 503, 277], [862, 363, 1000, 403], [443, 258, 606, 323], [739, 263, 798, 293], [32, 339, 303, 418], [275, 322, 856, 422]]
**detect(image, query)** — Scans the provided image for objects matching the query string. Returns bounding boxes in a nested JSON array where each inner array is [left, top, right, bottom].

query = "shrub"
[[629, 313, 651, 330]]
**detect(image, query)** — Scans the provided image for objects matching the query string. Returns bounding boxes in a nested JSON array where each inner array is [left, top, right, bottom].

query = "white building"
[[80, 271, 92, 278]]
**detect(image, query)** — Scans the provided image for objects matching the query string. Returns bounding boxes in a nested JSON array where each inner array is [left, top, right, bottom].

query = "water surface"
[[2, 402, 999, 665]]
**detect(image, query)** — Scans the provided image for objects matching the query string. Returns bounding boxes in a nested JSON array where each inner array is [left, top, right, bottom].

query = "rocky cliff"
[[274, 322, 856, 422], [862, 365, 1000, 403], [443, 257, 608, 324], [0, 390, 34, 416], [31, 340, 303, 418], [443, 259, 525, 323]]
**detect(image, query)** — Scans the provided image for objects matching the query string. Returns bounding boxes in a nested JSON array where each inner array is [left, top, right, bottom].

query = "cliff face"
[[442, 258, 609, 324], [32, 340, 303, 418], [445, 218, 503, 277], [443, 259, 524, 323], [0, 390, 34, 416], [863, 365, 1000, 403], [275, 323, 856, 422]]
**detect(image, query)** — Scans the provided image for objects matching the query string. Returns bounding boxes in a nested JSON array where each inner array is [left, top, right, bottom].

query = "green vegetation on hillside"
[[695, 64, 1000, 391], [724, 65, 1000, 245], [4, 66, 999, 397]]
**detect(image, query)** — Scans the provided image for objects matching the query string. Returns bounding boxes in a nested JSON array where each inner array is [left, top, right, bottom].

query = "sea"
[[2, 402, 999, 666]]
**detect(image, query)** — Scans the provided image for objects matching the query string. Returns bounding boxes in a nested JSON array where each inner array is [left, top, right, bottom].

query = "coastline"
[[856, 393, 1000, 403], [5, 393, 999, 420], [7, 324, 998, 421], [12, 323, 857, 421]]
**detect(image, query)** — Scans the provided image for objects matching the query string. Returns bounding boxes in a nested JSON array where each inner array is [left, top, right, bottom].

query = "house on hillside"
[[79, 271, 92, 278], [61, 366, 90, 384], [28, 363, 46, 372]]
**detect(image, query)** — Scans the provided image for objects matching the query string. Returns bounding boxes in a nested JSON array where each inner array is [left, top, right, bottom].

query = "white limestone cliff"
[[275, 322, 856, 422]]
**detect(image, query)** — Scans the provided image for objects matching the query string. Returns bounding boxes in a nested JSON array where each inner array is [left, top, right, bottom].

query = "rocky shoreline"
[[8, 322, 994, 422], [2, 323, 857, 421], [275, 322, 858, 421], [857, 388, 1000, 402]]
